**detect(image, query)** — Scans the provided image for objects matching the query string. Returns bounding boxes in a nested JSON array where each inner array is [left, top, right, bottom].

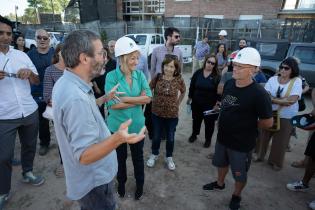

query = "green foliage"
[[22, 8, 38, 24], [23, 0, 70, 24], [26, 0, 70, 14]]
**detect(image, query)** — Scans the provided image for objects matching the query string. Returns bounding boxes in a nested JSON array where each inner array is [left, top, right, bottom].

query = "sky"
[[0, 0, 28, 16]]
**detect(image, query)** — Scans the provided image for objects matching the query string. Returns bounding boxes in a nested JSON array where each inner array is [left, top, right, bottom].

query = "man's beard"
[[90, 60, 105, 79]]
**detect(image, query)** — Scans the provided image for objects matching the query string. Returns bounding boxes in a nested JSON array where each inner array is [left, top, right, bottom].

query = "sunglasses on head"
[[165, 54, 178, 60], [279, 65, 290, 71], [206, 61, 216, 65], [37, 36, 49, 41]]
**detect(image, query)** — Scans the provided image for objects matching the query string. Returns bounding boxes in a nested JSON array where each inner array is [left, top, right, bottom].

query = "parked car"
[[125, 33, 192, 64], [247, 39, 315, 87], [25, 29, 61, 49]]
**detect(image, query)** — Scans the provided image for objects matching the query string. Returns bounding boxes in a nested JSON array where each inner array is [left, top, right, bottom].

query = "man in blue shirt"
[[192, 35, 210, 73], [27, 29, 54, 156], [53, 30, 145, 210]]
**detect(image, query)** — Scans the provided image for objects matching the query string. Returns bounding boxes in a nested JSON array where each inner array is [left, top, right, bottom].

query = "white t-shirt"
[[0, 48, 38, 119], [265, 76, 302, 119]]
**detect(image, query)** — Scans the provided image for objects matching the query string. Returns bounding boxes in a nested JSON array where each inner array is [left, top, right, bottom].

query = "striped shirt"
[[43, 64, 64, 103]]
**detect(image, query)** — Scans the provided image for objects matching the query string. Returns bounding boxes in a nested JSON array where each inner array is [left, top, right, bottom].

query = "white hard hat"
[[115, 36, 140, 57], [233, 47, 261, 67], [218, 30, 227, 36]]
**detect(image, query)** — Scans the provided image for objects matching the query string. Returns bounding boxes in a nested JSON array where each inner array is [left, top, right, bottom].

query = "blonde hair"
[[119, 50, 140, 73]]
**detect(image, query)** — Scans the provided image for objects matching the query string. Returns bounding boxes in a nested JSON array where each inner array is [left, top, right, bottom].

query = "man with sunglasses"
[[0, 16, 44, 210], [203, 47, 273, 210], [192, 35, 210, 74], [27, 29, 55, 156], [150, 27, 183, 79]]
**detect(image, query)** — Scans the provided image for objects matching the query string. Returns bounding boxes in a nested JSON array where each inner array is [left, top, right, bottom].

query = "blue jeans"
[[151, 113, 178, 157]]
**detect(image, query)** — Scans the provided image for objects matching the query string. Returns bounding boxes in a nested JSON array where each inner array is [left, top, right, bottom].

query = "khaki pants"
[[257, 118, 292, 168]]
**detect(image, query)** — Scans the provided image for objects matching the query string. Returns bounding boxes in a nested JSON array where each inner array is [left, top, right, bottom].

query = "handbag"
[[267, 110, 280, 132], [266, 78, 296, 132], [298, 97, 306, 112]]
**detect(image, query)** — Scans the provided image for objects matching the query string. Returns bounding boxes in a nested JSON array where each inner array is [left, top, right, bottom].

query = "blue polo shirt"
[[105, 67, 152, 133]]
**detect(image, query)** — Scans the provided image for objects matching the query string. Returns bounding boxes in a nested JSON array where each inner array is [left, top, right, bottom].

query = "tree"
[[27, 0, 41, 23], [22, 7, 38, 24], [25, 0, 71, 23]]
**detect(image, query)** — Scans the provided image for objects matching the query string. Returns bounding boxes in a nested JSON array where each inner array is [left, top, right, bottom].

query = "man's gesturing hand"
[[117, 119, 146, 144]]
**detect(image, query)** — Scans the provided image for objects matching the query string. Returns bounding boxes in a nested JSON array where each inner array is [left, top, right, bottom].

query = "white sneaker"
[[310, 200, 315, 210], [147, 154, 158, 168], [286, 180, 309, 192], [165, 157, 176, 171]]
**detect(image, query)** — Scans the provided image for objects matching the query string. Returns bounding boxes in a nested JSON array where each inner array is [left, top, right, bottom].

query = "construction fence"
[[19, 17, 315, 51]]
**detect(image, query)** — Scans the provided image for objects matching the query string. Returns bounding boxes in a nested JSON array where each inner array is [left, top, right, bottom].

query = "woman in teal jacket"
[[105, 37, 152, 200]]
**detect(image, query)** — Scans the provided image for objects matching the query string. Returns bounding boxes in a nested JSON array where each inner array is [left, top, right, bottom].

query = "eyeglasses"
[[173, 35, 180, 39], [36, 36, 49, 41], [206, 61, 216, 65], [0, 31, 12, 36], [276, 86, 284, 98], [279, 65, 290, 71], [165, 54, 178, 60]]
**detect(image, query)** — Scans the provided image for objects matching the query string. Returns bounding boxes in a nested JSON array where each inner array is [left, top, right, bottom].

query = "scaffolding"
[[122, 0, 165, 20]]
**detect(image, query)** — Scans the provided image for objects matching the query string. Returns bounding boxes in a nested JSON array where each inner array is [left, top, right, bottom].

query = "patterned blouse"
[[43, 64, 64, 103], [151, 74, 186, 118]]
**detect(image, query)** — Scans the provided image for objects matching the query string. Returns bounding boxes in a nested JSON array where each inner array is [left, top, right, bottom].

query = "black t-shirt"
[[217, 79, 272, 152], [188, 69, 221, 110], [92, 58, 117, 98]]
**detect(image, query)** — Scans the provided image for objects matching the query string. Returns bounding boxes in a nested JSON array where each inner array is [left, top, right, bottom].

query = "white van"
[[125, 33, 192, 63]]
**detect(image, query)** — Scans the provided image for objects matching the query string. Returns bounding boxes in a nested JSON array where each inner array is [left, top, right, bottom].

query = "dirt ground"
[[5, 70, 315, 210]]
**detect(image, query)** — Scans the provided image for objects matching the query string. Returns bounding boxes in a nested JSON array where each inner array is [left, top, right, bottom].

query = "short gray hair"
[[108, 40, 116, 46], [62, 30, 100, 68], [35, 29, 48, 38]]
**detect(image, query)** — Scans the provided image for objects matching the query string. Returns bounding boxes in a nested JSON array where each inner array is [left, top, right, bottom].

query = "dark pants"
[[144, 102, 153, 139], [78, 181, 116, 210], [0, 110, 38, 194], [192, 104, 217, 144], [37, 101, 51, 147], [151, 113, 178, 157], [116, 140, 144, 186]]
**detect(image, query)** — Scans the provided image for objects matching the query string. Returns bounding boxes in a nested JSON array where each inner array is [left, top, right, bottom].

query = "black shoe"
[[188, 135, 197, 143], [203, 141, 211, 148], [229, 195, 241, 210], [39, 146, 49, 156], [203, 181, 225, 191], [135, 185, 143, 200], [117, 183, 125, 198]]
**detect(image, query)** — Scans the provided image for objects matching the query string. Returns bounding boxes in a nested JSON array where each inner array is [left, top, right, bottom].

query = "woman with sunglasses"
[[187, 54, 221, 148], [256, 57, 302, 170], [146, 57, 186, 171]]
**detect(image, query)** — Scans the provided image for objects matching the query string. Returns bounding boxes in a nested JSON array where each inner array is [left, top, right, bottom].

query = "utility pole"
[[15, 6, 18, 30], [50, 0, 55, 30]]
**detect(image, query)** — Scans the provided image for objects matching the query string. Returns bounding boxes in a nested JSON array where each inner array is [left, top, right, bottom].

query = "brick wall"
[[165, 0, 282, 19]]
